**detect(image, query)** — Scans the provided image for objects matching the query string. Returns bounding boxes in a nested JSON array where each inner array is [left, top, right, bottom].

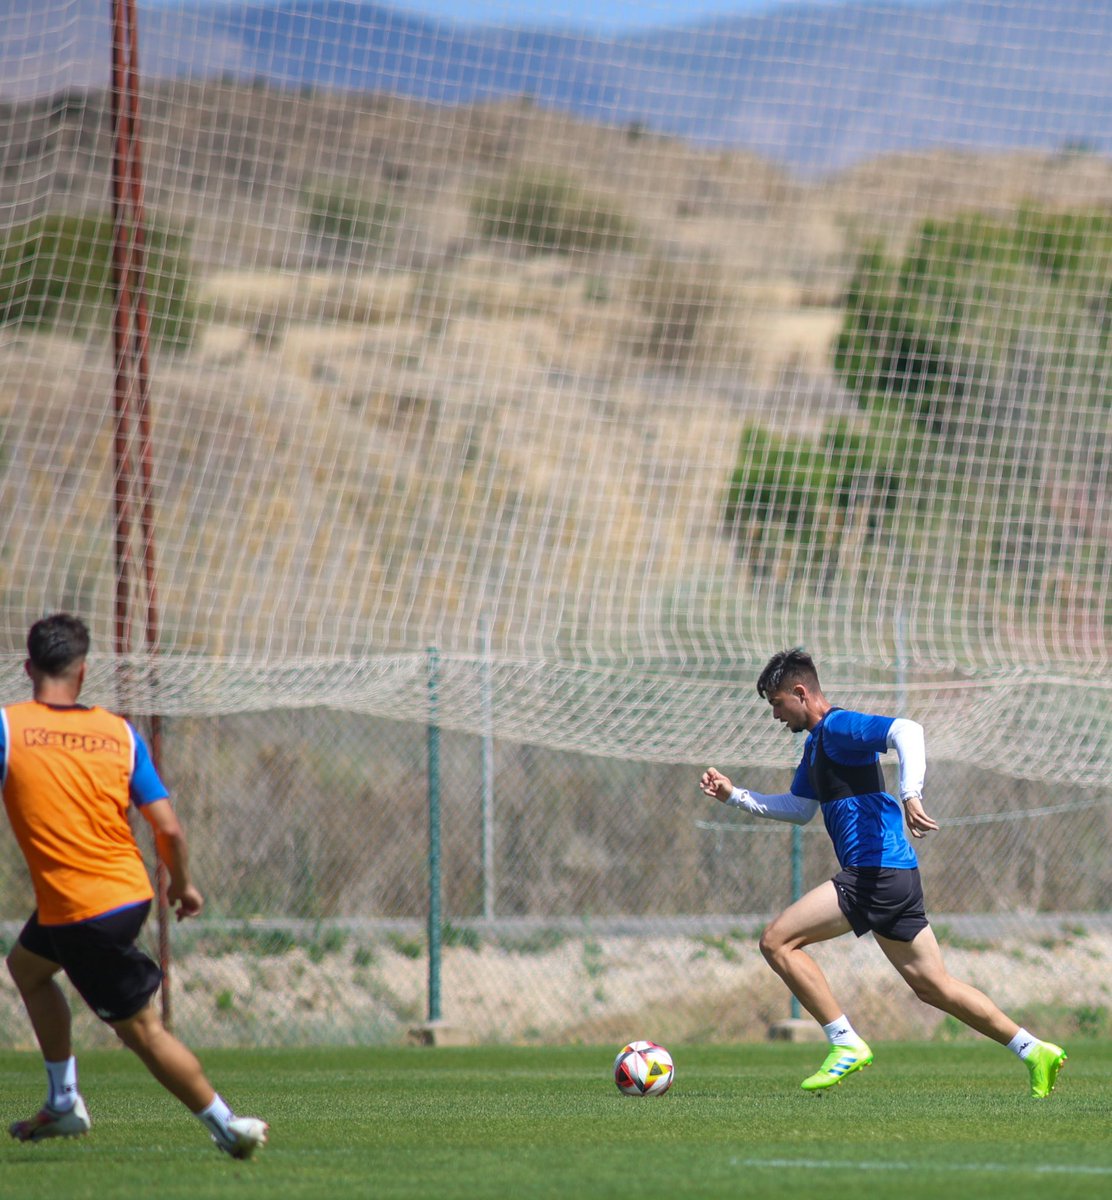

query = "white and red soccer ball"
[[613, 1040, 675, 1096]]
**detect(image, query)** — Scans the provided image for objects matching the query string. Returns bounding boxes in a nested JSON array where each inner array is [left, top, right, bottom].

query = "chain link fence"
[[3, 708, 1107, 1048]]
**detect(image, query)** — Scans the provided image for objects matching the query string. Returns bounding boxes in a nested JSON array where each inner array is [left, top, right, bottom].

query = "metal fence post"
[[427, 646, 442, 1024], [790, 824, 803, 1019], [480, 615, 496, 919]]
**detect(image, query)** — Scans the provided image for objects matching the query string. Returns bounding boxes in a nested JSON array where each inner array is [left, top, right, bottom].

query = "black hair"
[[27, 612, 91, 677], [756, 647, 820, 699]]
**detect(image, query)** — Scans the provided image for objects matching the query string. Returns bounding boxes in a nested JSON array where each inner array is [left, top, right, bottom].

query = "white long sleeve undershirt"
[[886, 717, 926, 799], [726, 787, 818, 824], [726, 716, 927, 823]]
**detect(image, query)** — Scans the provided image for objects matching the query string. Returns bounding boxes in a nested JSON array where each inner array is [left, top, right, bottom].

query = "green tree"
[[831, 208, 1112, 631], [723, 422, 904, 594], [834, 210, 1112, 437]]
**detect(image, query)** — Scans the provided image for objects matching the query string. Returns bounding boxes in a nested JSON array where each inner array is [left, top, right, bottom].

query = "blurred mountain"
[[3, 1, 1112, 171]]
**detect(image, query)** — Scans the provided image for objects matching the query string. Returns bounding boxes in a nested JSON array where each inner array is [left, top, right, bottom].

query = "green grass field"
[[2, 1041, 1109, 1200]]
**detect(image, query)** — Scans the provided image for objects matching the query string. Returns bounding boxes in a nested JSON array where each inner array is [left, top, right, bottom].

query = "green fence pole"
[[790, 824, 803, 1019], [427, 646, 442, 1024], [480, 612, 495, 919]]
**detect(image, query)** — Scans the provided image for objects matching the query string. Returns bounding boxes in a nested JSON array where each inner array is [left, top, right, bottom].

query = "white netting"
[[1, 2, 1111, 1047], [2, 2, 1111, 782]]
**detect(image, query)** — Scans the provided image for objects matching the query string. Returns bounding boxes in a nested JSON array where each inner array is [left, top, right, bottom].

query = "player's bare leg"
[[760, 882, 875, 1090], [112, 1002, 216, 1110], [759, 880, 851, 1024], [7, 943, 90, 1141], [875, 925, 1067, 1097], [874, 925, 1018, 1040], [112, 1003, 269, 1157], [6, 943, 72, 1062]]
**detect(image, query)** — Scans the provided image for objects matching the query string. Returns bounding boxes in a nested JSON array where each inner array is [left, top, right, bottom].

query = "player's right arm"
[[700, 766, 735, 801], [699, 767, 818, 825]]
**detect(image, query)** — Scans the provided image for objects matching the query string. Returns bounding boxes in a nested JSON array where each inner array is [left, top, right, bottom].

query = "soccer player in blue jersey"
[[700, 647, 1066, 1097]]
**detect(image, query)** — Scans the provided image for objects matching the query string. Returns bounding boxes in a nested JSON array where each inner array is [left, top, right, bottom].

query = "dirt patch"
[[2, 928, 1106, 1051]]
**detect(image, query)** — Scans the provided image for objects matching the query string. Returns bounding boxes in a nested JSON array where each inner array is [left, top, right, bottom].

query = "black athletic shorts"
[[18, 901, 163, 1023], [832, 866, 929, 943]]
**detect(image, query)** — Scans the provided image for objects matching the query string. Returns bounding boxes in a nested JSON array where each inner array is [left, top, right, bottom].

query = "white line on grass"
[[732, 1159, 1112, 1176]]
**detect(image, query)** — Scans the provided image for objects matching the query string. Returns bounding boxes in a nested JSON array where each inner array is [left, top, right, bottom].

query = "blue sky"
[[403, 0, 950, 25], [139, 1, 950, 35], [396, 1, 790, 30]]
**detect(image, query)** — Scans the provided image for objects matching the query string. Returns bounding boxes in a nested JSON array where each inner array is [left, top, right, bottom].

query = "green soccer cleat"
[[1026, 1041, 1067, 1098], [800, 1042, 874, 1092]]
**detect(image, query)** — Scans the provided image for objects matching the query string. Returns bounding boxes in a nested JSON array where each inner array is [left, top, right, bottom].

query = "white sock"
[[822, 1015, 866, 1048], [195, 1093, 235, 1140], [45, 1057, 78, 1113], [1007, 1028, 1039, 1060]]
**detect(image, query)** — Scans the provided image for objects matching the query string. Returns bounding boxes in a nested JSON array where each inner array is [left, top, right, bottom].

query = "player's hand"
[[167, 882, 204, 921], [902, 795, 939, 839], [700, 767, 734, 802]]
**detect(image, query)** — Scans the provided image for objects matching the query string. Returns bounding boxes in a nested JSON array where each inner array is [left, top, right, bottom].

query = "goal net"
[[0, 1, 1108, 1047]]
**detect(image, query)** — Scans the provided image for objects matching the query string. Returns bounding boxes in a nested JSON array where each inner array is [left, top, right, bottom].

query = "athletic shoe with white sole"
[[213, 1115, 269, 1160], [9, 1094, 91, 1142], [800, 1043, 874, 1092], [1026, 1041, 1067, 1098]]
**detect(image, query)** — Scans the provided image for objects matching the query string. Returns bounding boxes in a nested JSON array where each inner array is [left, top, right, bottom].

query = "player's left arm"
[[886, 717, 939, 838], [139, 799, 204, 920], [126, 721, 203, 919]]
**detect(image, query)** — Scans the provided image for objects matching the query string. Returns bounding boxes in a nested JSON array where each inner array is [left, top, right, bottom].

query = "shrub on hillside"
[[627, 254, 740, 368], [0, 212, 196, 351], [302, 186, 399, 264], [723, 421, 903, 590], [472, 171, 636, 256]]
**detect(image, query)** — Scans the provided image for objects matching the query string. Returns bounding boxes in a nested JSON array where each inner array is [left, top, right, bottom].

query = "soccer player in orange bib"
[[2, 613, 268, 1158]]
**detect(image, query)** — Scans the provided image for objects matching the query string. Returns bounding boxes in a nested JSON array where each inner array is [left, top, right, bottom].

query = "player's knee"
[[6, 946, 40, 992], [111, 1003, 162, 1051], [903, 970, 945, 1006], [758, 926, 786, 964], [111, 1017, 137, 1047]]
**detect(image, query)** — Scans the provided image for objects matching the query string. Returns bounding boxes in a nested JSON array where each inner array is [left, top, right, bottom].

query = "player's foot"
[[800, 1042, 874, 1091], [1026, 1041, 1067, 1098], [212, 1115, 269, 1160], [9, 1095, 91, 1142]]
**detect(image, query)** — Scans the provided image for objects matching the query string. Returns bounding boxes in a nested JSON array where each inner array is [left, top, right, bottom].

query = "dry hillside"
[[2, 82, 1112, 666]]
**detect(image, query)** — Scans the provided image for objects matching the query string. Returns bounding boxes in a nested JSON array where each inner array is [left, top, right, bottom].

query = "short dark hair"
[[27, 612, 91, 676], [757, 647, 820, 699]]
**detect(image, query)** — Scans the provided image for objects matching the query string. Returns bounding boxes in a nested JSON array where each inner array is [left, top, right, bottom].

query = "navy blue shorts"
[[18, 902, 163, 1023], [832, 867, 929, 943]]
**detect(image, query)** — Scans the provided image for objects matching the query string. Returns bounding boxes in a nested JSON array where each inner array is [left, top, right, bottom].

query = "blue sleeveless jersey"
[[790, 709, 918, 870]]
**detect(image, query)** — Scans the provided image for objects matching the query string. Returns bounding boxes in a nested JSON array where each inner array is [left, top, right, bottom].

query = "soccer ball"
[[613, 1040, 675, 1096]]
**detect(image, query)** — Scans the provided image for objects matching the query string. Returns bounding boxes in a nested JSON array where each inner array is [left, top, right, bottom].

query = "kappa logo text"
[[24, 728, 122, 753]]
